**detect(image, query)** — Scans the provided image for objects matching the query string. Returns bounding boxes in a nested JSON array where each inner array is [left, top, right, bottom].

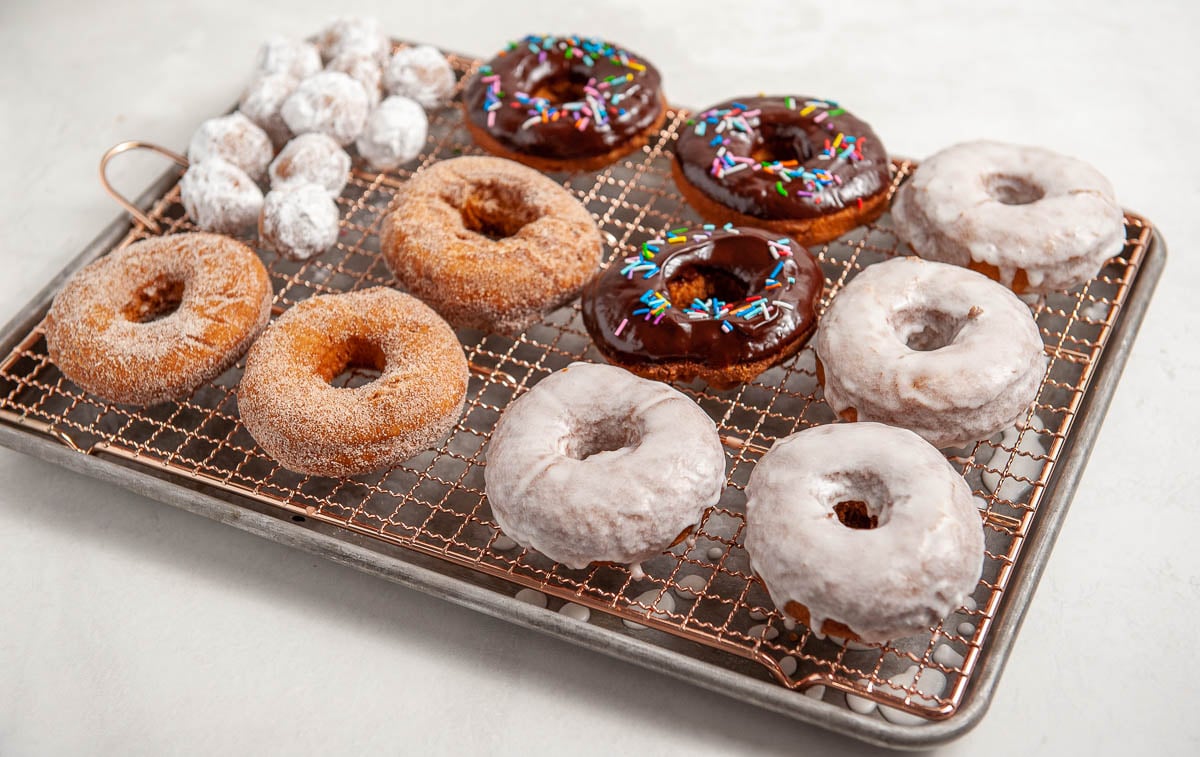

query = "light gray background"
[[1, 1, 1196, 754]]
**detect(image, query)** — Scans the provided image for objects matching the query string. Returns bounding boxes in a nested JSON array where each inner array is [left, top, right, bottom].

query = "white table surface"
[[2, 1, 1197, 754]]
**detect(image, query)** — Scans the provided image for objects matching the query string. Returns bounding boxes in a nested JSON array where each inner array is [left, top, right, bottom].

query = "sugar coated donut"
[[485, 362, 726, 571], [673, 96, 891, 247], [462, 34, 666, 171], [815, 257, 1046, 449], [746, 422, 984, 643], [179, 158, 264, 234], [187, 112, 274, 182], [239, 72, 300, 149], [268, 133, 351, 196], [44, 233, 272, 406], [384, 45, 456, 109], [254, 36, 321, 80], [582, 225, 824, 389], [327, 51, 383, 107], [238, 287, 468, 477], [355, 96, 428, 171], [281, 71, 370, 147], [259, 184, 340, 261], [892, 140, 1125, 293], [381, 156, 603, 333], [316, 16, 391, 64]]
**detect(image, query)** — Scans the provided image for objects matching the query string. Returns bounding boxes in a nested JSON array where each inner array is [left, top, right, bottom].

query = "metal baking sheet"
[[0, 45, 1166, 749]]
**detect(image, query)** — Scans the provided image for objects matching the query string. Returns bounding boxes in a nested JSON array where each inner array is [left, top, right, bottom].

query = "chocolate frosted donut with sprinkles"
[[462, 34, 667, 171], [582, 225, 824, 389], [672, 96, 892, 246]]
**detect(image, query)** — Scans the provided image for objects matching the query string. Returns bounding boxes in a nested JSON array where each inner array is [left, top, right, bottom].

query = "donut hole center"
[[749, 124, 814, 164], [892, 306, 968, 352], [984, 173, 1045, 205], [323, 336, 387, 389], [455, 182, 539, 241], [124, 275, 185, 323], [666, 264, 750, 306], [827, 472, 892, 530], [834, 501, 879, 530], [529, 68, 593, 105], [563, 421, 643, 461]]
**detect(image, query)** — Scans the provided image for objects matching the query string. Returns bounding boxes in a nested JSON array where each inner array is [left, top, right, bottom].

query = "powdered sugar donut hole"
[[259, 183, 341, 261], [356, 96, 428, 171], [255, 36, 321, 80], [384, 45, 456, 109], [187, 112, 274, 181], [180, 158, 264, 234], [327, 51, 383, 107], [269, 133, 351, 196], [281, 72, 370, 147], [239, 73, 299, 149], [317, 16, 391, 64]]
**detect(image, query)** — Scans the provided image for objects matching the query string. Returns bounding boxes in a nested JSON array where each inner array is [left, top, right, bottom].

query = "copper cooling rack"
[[0, 47, 1165, 748]]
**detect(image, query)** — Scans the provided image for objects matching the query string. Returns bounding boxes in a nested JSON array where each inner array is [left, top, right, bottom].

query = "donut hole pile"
[[983, 172, 1045, 206], [561, 418, 645, 461], [824, 470, 894, 530], [452, 180, 541, 241], [664, 264, 752, 308], [890, 305, 973, 353], [123, 275, 186, 324], [318, 335, 387, 388]]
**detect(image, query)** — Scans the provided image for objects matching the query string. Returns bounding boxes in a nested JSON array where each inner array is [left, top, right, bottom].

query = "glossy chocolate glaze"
[[582, 226, 824, 369], [463, 35, 664, 161], [674, 96, 890, 221]]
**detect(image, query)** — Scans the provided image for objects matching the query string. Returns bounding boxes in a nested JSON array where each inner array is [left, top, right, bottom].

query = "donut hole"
[[984, 173, 1045, 205], [892, 306, 968, 352], [749, 124, 814, 164], [833, 501, 879, 530], [529, 68, 593, 105], [666, 264, 750, 306], [321, 336, 387, 388], [563, 421, 643, 461], [827, 471, 892, 529], [123, 275, 185, 323], [454, 181, 539, 240]]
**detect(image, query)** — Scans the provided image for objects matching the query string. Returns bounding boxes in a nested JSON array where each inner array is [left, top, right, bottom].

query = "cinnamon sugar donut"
[[381, 156, 603, 333], [44, 233, 272, 406], [237, 288, 468, 477]]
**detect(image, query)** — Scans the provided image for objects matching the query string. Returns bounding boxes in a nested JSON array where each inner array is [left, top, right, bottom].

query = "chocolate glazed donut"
[[582, 225, 824, 389], [672, 96, 891, 246], [462, 34, 667, 171]]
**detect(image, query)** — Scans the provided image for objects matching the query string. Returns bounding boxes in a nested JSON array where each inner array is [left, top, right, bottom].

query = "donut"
[[581, 225, 824, 389], [891, 140, 1125, 293], [745, 422, 984, 643], [326, 51, 384, 107], [281, 71, 370, 147], [380, 156, 603, 333], [384, 45, 456, 109], [316, 16, 391, 64], [44, 233, 272, 406], [259, 184, 340, 261], [254, 36, 321, 80], [187, 112, 274, 182], [355, 96, 428, 171], [462, 34, 667, 171], [815, 256, 1046, 449], [268, 133, 351, 196], [672, 97, 891, 247], [239, 72, 299, 149], [237, 287, 468, 477], [179, 158, 264, 235], [485, 362, 726, 572]]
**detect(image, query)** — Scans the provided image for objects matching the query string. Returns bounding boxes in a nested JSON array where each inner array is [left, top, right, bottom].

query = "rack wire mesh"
[[0, 49, 1152, 723]]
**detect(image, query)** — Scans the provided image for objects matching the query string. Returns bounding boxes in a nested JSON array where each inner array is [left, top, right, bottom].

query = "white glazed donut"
[[745, 422, 984, 643], [316, 16, 391, 64], [892, 140, 1125, 293], [269, 133, 351, 196], [355, 96, 428, 171], [327, 51, 383, 107], [239, 73, 299, 149], [259, 184, 340, 261], [384, 45, 456, 109], [187, 112, 274, 181], [281, 72, 370, 147], [816, 257, 1046, 449], [485, 362, 726, 572], [179, 158, 264, 234]]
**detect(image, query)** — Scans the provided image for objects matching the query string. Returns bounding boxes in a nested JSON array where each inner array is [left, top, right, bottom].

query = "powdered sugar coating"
[[187, 112, 274, 181], [816, 257, 1047, 449], [327, 51, 383, 107], [237, 287, 468, 477], [381, 156, 603, 333], [239, 72, 299, 149], [259, 183, 340, 261], [384, 45, 456, 109], [746, 422, 984, 643], [355, 96, 428, 171], [485, 362, 726, 570], [179, 158, 264, 234], [281, 72, 369, 147], [255, 36, 322, 80], [316, 16, 391, 64], [44, 233, 273, 406], [269, 133, 351, 196], [892, 140, 1125, 293]]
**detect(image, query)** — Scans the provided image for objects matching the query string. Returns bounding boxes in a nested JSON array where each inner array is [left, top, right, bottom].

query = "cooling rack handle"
[[99, 141, 189, 234]]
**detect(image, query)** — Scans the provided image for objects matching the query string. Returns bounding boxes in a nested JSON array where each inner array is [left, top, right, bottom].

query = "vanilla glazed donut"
[[485, 363, 726, 573], [745, 422, 984, 643], [237, 287, 468, 477], [891, 140, 1125, 293], [815, 257, 1046, 449], [44, 233, 272, 406]]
